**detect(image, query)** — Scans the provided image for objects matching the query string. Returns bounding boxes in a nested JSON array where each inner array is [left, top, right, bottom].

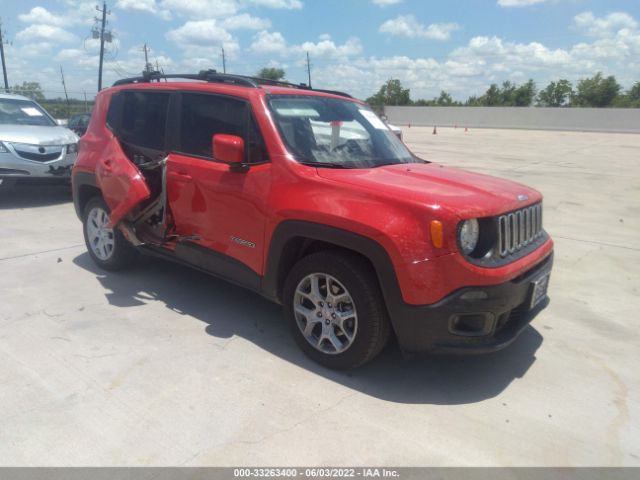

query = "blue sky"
[[1, 0, 639, 100]]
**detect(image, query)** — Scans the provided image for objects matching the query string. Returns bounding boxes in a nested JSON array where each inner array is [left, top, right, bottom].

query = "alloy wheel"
[[293, 273, 358, 354]]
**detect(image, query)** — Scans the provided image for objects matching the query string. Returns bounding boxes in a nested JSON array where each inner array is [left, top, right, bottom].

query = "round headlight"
[[459, 219, 479, 254]]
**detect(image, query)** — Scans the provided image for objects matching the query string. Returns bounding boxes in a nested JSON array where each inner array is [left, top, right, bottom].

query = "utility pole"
[[60, 65, 70, 117], [221, 47, 226, 73], [95, 2, 110, 91], [83, 90, 88, 112], [0, 19, 9, 91], [305, 51, 312, 88]]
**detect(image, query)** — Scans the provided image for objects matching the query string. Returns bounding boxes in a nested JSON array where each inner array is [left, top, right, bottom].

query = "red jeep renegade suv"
[[72, 71, 553, 369]]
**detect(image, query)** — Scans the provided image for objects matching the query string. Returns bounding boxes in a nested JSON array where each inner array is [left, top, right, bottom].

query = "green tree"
[[366, 79, 411, 106], [256, 67, 286, 81], [12, 81, 45, 102], [483, 84, 501, 106], [537, 79, 573, 107], [628, 82, 640, 103], [573, 72, 621, 107], [436, 90, 454, 106], [513, 79, 536, 106]]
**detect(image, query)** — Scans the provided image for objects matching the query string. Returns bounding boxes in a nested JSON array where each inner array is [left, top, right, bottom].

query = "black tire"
[[83, 196, 138, 271], [283, 250, 391, 369]]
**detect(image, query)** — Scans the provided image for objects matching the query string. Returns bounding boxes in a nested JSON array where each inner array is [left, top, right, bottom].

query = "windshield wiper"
[[298, 161, 349, 169]]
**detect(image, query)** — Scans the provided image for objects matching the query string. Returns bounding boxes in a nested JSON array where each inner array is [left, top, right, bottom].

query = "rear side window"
[[108, 91, 170, 151], [179, 93, 268, 163]]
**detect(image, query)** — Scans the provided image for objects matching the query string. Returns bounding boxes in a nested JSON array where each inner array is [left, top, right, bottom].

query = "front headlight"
[[0, 142, 8, 153], [67, 143, 78, 154], [458, 218, 480, 255]]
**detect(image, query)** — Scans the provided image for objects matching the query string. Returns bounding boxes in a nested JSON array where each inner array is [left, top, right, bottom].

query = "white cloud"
[[250, 31, 362, 59], [310, 10, 640, 101], [116, 0, 171, 19], [250, 30, 288, 54], [18, 7, 78, 27], [573, 11, 638, 37], [166, 19, 240, 59], [166, 19, 234, 46], [497, 0, 552, 6], [160, 0, 240, 18], [156, 0, 301, 18], [222, 14, 271, 30], [296, 36, 363, 58], [372, 0, 402, 6], [15, 25, 78, 44], [247, 0, 302, 8], [379, 15, 460, 41]]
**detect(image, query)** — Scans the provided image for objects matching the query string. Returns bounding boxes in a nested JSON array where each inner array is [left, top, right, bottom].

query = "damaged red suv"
[[72, 71, 553, 369]]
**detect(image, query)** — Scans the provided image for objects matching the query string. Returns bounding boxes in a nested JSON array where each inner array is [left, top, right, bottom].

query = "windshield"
[[0, 98, 56, 127], [268, 96, 419, 168]]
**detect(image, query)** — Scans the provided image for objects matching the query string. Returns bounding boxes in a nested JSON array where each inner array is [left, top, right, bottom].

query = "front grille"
[[14, 150, 61, 162], [497, 203, 543, 257]]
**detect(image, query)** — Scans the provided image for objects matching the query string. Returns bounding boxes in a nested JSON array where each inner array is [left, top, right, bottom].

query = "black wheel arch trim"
[[262, 220, 405, 316], [72, 171, 99, 220]]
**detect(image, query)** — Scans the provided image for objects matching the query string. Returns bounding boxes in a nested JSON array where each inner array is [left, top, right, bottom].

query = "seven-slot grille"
[[497, 203, 543, 257]]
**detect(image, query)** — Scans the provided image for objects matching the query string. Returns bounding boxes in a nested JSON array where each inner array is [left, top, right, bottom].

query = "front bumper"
[[0, 150, 76, 179], [390, 251, 553, 354]]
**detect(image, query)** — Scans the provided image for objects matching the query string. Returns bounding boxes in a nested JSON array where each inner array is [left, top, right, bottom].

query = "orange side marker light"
[[430, 220, 444, 248]]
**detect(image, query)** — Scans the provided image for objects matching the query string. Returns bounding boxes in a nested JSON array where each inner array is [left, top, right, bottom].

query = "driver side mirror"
[[213, 134, 244, 166]]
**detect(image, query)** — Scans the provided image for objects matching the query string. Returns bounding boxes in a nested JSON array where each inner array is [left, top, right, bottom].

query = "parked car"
[[68, 112, 92, 137], [0, 93, 78, 187], [72, 71, 553, 369]]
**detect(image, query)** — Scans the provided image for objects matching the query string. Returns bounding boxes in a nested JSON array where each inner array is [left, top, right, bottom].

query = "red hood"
[[317, 162, 542, 219]]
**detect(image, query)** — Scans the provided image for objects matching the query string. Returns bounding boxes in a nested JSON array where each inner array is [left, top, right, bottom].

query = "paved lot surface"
[[1, 128, 638, 466]]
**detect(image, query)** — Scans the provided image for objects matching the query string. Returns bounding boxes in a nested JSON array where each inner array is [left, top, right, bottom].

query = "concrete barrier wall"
[[384, 106, 640, 133]]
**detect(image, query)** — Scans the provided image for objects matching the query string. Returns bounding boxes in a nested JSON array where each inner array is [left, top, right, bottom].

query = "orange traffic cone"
[[464, 127, 468, 132], [433, 126, 437, 135], [408, 122, 411, 128]]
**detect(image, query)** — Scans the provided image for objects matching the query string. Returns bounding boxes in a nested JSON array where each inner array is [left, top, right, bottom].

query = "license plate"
[[530, 272, 550, 309]]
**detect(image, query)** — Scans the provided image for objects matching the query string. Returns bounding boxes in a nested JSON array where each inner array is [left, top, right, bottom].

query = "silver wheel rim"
[[293, 273, 358, 355], [86, 206, 115, 261]]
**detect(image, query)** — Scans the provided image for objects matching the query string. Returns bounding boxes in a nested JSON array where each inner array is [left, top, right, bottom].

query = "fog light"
[[449, 312, 494, 336]]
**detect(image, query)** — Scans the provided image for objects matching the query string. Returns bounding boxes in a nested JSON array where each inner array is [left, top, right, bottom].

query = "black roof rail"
[[112, 70, 354, 98], [113, 70, 258, 87]]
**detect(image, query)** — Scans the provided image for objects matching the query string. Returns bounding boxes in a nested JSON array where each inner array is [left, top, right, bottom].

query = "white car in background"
[[0, 93, 78, 188]]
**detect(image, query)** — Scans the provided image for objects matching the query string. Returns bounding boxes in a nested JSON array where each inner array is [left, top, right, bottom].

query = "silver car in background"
[[0, 93, 78, 187]]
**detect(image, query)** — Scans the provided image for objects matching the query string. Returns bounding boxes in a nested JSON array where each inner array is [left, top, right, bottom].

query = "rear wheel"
[[83, 196, 138, 270], [283, 250, 391, 369]]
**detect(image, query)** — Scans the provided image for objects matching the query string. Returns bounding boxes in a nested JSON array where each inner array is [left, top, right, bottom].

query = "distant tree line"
[[8, 81, 93, 119], [366, 73, 640, 108]]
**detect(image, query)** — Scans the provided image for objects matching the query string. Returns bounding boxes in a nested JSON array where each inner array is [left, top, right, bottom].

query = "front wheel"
[[83, 196, 138, 270], [283, 250, 391, 369]]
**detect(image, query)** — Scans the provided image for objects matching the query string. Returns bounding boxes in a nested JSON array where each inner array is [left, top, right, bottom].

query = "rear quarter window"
[[107, 90, 171, 151]]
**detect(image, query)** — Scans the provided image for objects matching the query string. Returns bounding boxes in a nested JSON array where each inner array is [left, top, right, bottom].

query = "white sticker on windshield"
[[359, 109, 389, 130], [21, 107, 43, 117]]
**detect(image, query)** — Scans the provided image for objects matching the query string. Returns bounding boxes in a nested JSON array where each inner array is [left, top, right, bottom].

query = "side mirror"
[[213, 134, 244, 165]]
